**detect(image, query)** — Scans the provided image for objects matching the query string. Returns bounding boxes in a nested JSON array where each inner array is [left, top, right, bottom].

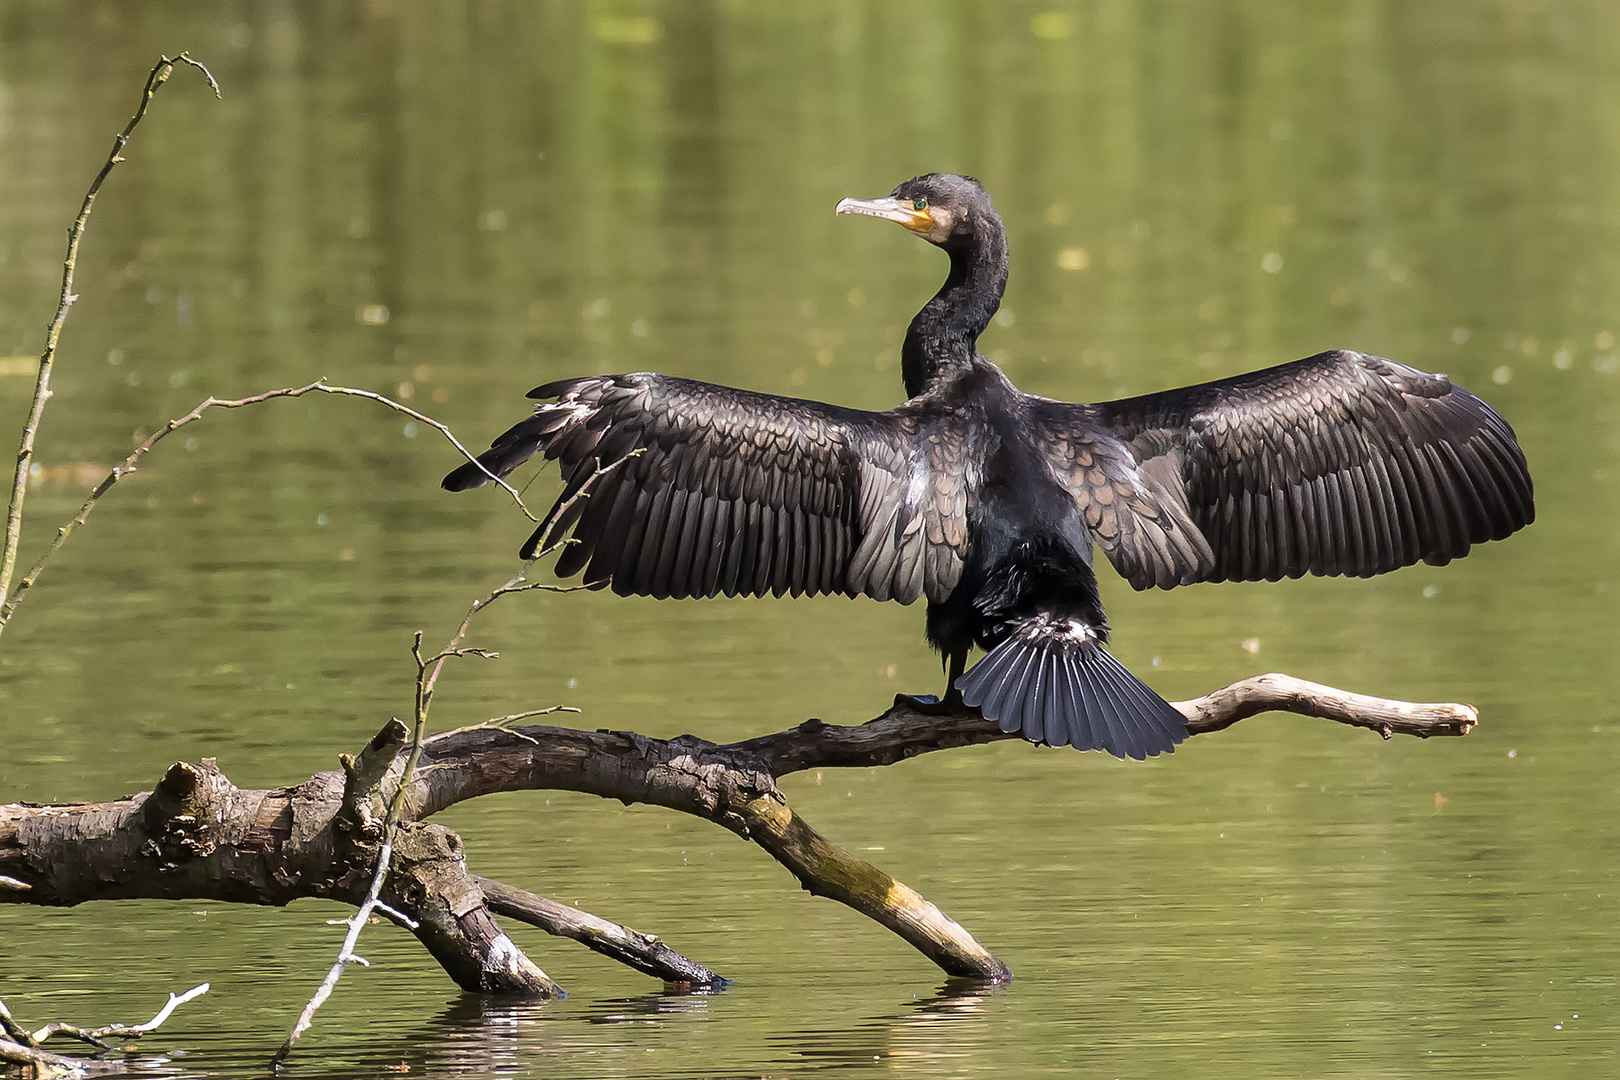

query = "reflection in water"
[[580, 992, 721, 1025], [0, 2, 1617, 1077], [774, 982, 1006, 1073]]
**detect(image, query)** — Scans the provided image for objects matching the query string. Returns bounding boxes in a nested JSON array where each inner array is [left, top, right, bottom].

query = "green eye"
[[913, 197, 928, 211]]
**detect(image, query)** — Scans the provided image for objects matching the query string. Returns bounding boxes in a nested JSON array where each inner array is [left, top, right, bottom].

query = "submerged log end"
[[734, 793, 1012, 983], [386, 823, 564, 998]]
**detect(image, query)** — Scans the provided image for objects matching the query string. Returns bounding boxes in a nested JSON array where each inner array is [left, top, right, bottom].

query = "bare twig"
[[269, 844, 393, 1070], [486, 706, 579, 725], [271, 568, 532, 1066], [0, 380, 532, 627], [0, 54, 216, 626], [269, 454, 647, 1061], [527, 450, 642, 559], [272, 536, 605, 1066], [0, 982, 209, 1078], [29, 983, 210, 1050]]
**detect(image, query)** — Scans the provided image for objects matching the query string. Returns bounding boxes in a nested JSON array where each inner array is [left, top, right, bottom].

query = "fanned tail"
[[957, 619, 1186, 760]]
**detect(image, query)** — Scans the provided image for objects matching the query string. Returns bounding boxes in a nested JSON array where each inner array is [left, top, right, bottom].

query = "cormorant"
[[444, 173, 1534, 760]]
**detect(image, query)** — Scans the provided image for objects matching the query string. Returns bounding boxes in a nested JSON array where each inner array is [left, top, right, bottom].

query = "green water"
[[0, 2, 1615, 1076]]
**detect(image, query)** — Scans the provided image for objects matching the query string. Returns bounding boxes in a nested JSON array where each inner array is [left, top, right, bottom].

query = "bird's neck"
[[901, 220, 1009, 398]]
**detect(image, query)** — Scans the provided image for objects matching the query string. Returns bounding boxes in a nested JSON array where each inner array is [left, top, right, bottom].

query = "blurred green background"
[[0, 2, 1614, 1077]]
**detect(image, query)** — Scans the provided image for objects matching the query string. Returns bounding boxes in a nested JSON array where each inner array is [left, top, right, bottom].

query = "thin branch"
[[432, 708, 581, 747], [307, 383, 536, 517], [30, 983, 210, 1050], [271, 547, 573, 1066], [0, 380, 532, 626], [370, 902, 418, 929], [272, 565, 528, 1066], [485, 706, 579, 725], [272, 473, 642, 1051], [269, 841, 394, 1070], [0, 54, 216, 623], [475, 876, 724, 988], [525, 449, 642, 559]]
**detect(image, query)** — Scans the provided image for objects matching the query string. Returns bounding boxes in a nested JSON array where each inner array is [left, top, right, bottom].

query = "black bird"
[[444, 173, 1533, 760]]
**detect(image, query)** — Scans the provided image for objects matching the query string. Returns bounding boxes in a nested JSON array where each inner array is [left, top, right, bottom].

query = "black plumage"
[[444, 173, 1534, 760]]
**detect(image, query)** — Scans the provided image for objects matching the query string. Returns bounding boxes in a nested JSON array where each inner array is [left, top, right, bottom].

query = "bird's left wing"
[[1034, 350, 1534, 590], [443, 373, 968, 604]]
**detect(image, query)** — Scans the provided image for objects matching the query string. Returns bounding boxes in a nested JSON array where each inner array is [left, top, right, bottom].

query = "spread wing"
[[443, 374, 970, 603], [1036, 350, 1535, 589]]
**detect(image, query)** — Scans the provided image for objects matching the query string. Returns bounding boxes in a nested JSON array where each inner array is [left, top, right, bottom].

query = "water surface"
[[0, 3, 1615, 1076]]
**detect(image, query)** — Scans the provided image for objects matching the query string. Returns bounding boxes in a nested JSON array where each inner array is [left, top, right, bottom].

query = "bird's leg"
[[894, 648, 969, 715], [943, 648, 966, 708]]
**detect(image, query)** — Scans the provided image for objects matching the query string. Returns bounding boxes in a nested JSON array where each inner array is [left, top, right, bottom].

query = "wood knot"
[[140, 759, 232, 867]]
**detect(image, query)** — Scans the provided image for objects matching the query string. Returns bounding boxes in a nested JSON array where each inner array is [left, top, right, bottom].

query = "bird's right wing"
[[443, 374, 970, 604]]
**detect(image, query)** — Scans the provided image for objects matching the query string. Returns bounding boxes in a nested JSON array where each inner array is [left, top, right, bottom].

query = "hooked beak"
[[835, 195, 934, 234]]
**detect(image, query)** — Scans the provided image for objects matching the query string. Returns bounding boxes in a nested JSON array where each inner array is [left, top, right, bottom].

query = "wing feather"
[[448, 374, 965, 603], [1038, 350, 1533, 588]]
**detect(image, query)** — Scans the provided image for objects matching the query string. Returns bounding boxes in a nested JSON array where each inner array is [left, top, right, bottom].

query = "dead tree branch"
[[0, 381, 535, 629], [383, 672, 1472, 981], [24, 983, 210, 1051], [0, 53, 216, 627], [0, 724, 650, 997], [0, 983, 209, 1076], [272, 453, 637, 1067], [0, 1037, 91, 1076], [475, 877, 723, 988], [729, 672, 1477, 773], [0, 673, 1475, 998], [1170, 672, 1477, 739]]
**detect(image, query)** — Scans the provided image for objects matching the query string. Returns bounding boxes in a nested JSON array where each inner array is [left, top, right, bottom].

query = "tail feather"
[[1076, 654, 1105, 752], [1004, 645, 1042, 738], [1055, 653, 1090, 751], [1106, 649, 1188, 750], [957, 626, 1186, 760], [969, 641, 1025, 733], [1036, 651, 1062, 747], [1078, 654, 1138, 759], [1021, 650, 1051, 746]]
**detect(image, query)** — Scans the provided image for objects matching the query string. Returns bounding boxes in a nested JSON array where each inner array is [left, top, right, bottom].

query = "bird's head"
[[835, 173, 998, 250]]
